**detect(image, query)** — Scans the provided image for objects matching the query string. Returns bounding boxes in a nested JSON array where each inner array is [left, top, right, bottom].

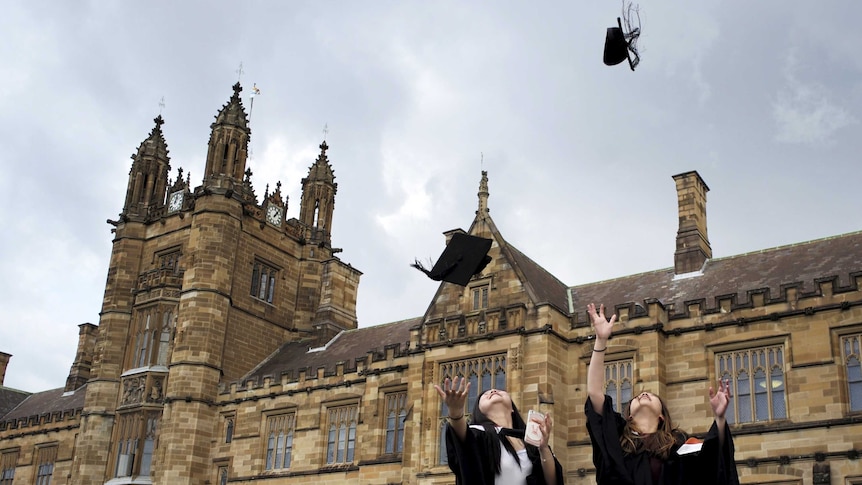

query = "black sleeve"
[[694, 421, 740, 485], [526, 448, 565, 485], [445, 424, 494, 485], [585, 396, 630, 484]]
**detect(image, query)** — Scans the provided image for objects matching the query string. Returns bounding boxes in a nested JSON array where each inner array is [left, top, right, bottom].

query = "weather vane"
[[236, 62, 244, 82], [158, 96, 165, 115], [323, 123, 329, 141]]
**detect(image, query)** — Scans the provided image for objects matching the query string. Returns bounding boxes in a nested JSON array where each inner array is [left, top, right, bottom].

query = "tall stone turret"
[[72, 118, 166, 484], [298, 141, 337, 246], [203, 82, 250, 193], [122, 115, 171, 221]]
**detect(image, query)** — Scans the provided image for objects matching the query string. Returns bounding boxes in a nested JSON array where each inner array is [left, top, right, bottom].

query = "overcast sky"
[[2, 1, 860, 393]]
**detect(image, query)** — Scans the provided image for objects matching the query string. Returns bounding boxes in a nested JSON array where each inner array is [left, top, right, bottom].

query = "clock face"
[[266, 204, 283, 226], [168, 191, 184, 212]]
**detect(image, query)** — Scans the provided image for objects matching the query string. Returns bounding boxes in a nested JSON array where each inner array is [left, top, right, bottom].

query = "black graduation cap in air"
[[603, 3, 642, 71], [412, 233, 492, 286]]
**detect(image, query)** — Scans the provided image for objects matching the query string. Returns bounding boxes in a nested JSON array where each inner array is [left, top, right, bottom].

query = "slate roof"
[[0, 386, 30, 420], [505, 243, 570, 314], [1, 384, 86, 424], [569, 231, 862, 319], [241, 317, 418, 384]]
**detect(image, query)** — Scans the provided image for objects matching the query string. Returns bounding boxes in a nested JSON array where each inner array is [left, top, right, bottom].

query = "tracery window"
[[34, 445, 56, 485], [383, 391, 407, 454], [842, 333, 862, 412], [0, 449, 17, 485], [264, 413, 295, 470], [113, 412, 159, 478], [129, 306, 174, 370], [717, 345, 787, 424], [438, 354, 507, 464], [603, 359, 634, 413], [325, 404, 358, 465]]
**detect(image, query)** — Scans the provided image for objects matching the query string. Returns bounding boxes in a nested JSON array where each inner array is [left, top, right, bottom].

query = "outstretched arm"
[[709, 379, 731, 447], [587, 303, 616, 414], [433, 376, 471, 442], [533, 413, 558, 485]]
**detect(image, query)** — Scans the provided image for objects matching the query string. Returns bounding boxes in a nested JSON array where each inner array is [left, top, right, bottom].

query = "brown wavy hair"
[[619, 394, 687, 460]]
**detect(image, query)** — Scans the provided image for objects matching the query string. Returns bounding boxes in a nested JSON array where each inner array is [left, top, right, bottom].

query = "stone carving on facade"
[[510, 346, 520, 370], [438, 324, 447, 342], [147, 376, 165, 403], [121, 377, 146, 405], [424, 363, 434, 385]]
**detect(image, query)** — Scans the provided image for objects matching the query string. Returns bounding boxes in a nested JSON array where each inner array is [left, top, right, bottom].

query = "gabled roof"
[[1, 384, 86, 423], [569, 231, 862, 317], [240, 317, 418, 385], [0, 386, 30, 420], [504, 242, 570, 314], [469, 214, 570, 315]]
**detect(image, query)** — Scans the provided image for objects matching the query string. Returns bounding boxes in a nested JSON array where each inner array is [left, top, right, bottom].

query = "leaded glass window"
[[717, 345, 786, 424], [842, 333, 862, 412], [438, 354, 507, 464], [265, 413, 296, 470], [384, 391, 407, 454], [604, 359, 634, 413], [325, 405, 357, 465]]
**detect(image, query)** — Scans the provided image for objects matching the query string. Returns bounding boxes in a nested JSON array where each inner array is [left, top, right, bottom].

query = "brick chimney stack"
[[0, 352, 10, 386], [673, 171, 712, 274]]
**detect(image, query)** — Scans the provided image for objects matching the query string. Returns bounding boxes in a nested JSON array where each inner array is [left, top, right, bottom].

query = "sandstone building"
[[1, 83, 861, 485]]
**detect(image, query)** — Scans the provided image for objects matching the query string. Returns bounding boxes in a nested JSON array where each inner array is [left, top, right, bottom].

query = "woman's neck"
[[487, 409, 513, 429], [631, 415, 659, 435]]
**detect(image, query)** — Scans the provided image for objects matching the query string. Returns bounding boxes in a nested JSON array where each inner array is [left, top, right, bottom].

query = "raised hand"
[[587, 303, 617, 341], [532, 413, 553, 449], [709, 379, 732, 419], [433, 376, 471, 418]]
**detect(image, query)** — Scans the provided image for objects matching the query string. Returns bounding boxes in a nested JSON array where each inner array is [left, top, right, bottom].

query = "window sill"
[[105, 477, 153, 485]]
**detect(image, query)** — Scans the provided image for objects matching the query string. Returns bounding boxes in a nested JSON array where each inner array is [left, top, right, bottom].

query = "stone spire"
[[121, 115, 171, 220], [203, 83, 251, 185], [299, 141, 337, 245]]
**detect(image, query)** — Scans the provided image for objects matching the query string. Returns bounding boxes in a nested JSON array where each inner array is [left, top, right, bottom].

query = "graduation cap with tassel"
[[603, 1, 642, 71], [412, 232, 492, 287]]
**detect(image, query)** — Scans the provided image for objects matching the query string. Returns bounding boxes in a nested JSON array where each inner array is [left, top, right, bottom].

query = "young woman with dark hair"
[[585, 303, 740, 485], [435, 377, 563, 485]]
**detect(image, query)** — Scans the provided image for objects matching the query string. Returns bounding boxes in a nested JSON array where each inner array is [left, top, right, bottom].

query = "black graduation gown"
[[585, 396, 740, 485], [445, 424, 565, 485]]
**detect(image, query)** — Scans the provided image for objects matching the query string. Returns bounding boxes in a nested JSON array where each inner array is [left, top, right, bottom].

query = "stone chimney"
[[0, 352, 10, 386], [673, 171, 712, 274], [65, 323, 99, 392]]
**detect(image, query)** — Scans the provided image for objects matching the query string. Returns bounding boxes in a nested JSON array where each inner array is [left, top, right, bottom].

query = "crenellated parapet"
[[569, 269, 862, 331]]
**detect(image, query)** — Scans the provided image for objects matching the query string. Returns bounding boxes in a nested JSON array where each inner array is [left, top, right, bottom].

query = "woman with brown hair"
[[585, 303, 740, 485]]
